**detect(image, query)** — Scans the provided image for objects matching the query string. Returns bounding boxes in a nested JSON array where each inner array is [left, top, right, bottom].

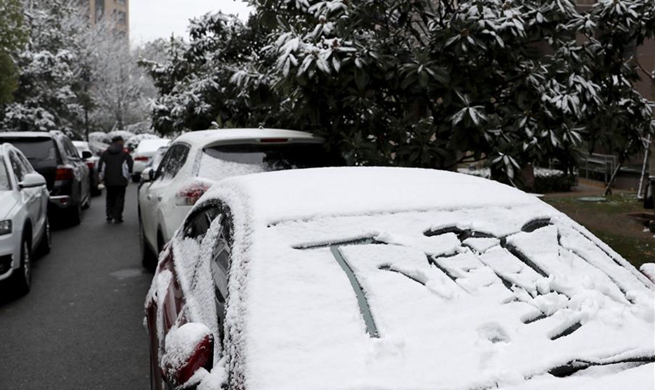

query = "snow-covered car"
[[138, 128, 338, 269], [145, 167, 655, 390], [73, 141, 101, 196], [132, 138, 170, 182], [0, 144, 51, 296]]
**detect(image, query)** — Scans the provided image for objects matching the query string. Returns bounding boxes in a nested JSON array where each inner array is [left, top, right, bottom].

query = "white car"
[[137, 128, 336, 268], [0, 144, 51, 296], [132, 138, 171, 182], [145, 167, 655, 390]]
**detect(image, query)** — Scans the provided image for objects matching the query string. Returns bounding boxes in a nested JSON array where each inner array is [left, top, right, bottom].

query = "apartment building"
[[84, 0, 130, 39]]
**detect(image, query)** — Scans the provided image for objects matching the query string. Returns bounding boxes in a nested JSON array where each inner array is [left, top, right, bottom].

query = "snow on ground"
[[155, 167, 654, 390]]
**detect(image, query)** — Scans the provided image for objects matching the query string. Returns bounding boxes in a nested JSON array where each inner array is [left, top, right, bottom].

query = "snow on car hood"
[[0, 191, 18, 220], [195, 168, 654, 390]]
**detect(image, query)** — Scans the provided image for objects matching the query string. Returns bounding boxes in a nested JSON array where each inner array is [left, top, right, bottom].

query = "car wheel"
[[13, 239, 32, 296], [35, 217, 51, 257], [141, 220, 158, 271]]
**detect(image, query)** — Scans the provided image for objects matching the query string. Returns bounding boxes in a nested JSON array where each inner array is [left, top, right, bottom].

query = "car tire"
[[35, 217, 51, 257], [13, 238, 32, 296], [140, 220, 158, 271]]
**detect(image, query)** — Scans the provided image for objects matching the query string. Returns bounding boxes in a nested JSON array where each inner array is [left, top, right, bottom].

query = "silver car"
[[0, 144, 51, 296]]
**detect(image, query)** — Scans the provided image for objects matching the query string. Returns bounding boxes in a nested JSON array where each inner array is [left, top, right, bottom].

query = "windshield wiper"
[[549, 355, 655, 377]]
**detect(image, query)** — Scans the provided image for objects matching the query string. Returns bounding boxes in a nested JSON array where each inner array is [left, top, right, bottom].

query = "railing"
[[578, 153, 617, 184]]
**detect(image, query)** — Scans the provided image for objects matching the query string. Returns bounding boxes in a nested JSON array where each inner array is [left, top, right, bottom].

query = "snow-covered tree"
[[0, 0, 26, 106], [75, 15, 156, 136], [2, 0, 86, 133], [145, 0, 655, 186], [141, 12, 288, 135]]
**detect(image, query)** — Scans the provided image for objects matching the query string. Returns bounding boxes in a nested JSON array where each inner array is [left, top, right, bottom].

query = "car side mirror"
[[161, 323, 214, 388], [141, 167, 155, 182], [640, 263, 655, 283], [19, 173, 47, 189], [81, 151, 93, 159]]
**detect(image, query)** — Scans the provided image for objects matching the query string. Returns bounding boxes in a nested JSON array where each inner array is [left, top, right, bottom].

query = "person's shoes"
[[106, 217, 113, 223], [115, 218, 124, 224]]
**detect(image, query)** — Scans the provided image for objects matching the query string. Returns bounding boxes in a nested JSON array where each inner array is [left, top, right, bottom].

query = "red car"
[[145, 167, 655, 390]]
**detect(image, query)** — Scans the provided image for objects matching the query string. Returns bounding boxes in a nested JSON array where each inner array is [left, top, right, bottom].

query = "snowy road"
[[0, 183, 152, 389]]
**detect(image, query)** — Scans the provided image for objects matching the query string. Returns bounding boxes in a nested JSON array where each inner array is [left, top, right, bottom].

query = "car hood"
[[0, 191, 18, 220], [216, 203, 654, 390]]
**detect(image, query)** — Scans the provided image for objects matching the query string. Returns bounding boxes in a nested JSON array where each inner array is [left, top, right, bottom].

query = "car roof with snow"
[[172, 128, 322, 148], [185, 167, 654, 390], [135, 138, 170, 152], [0, 131, 56, 138]]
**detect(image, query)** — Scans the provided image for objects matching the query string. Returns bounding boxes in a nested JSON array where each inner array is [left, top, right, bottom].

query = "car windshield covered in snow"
[[0, 159, 10, 190], [198, 143, 340, 180]]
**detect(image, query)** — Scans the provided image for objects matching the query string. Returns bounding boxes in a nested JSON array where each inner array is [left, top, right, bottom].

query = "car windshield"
[[2, 138, 57, 164], [0, 159, 10, 190], [149, 147, 168, 170], [198, 142, 341, 181]]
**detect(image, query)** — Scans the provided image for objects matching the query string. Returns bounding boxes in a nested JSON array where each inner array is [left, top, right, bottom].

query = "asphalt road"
[[0, 183, 152, 389]]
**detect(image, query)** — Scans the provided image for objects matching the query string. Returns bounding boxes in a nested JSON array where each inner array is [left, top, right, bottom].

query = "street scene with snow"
[[1, 0, 655, 389]]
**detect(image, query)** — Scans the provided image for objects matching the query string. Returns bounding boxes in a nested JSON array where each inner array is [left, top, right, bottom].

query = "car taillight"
[[55, 166, 74, 181], [175, 182, 210, 206], [135, 156, 149, 162], [86, 161, 94, 170]]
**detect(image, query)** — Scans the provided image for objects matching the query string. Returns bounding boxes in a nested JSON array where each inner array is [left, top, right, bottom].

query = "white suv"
[[0, 144, 51, 296], [138, 128, 338, 269]]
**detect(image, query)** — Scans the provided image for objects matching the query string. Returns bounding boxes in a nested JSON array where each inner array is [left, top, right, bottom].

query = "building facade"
[[85, 0, 129, 39]]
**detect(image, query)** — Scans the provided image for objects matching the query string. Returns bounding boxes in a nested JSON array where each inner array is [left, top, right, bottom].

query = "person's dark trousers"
[[106, 185, 127, 221]]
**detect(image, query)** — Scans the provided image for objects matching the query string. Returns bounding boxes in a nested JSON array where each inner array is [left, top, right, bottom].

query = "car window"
[[8, 151, 27, 182], [62, 138, 80, 160], [159, 144, 189, 181], [0, 158, 11, 190], [16, 152, 34, 174], [197, 142, 342, 181], [0, 138, 58, 165], [183, 207, 220, 242]]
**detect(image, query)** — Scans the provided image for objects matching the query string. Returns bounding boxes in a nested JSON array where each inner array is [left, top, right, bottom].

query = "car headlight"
[[0, 220, 12, 236]]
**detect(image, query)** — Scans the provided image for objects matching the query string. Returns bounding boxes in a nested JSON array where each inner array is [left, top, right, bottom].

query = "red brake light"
[[135, 156, 149, 162], [260, 138, 289, 143], [86, 161, 94, 170], [175, 182, 210, 206], [55, 166, 74, 181]]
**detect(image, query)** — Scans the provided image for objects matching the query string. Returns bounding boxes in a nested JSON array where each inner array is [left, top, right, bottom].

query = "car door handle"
[[147, 194, 152, 200], [157, 196, 162, 202]]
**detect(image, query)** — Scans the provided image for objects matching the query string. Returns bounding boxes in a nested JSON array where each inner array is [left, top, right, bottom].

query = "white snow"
[[152, 167, 654, 390]]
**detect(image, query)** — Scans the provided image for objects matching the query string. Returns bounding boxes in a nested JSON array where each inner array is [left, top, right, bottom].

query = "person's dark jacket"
[[98, 143, 133, 187]]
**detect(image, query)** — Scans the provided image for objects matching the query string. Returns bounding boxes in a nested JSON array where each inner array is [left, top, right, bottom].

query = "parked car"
[[73, 141, 101, 196], [132, 138, 170, 182], [0, 131, 91, 226], [138, 128, 339, 269], [145, 167, 655, 390], [0, 144, 51, 296]]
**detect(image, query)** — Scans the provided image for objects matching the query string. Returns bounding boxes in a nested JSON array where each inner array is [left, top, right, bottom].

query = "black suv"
[[0, 131, 91, 225]]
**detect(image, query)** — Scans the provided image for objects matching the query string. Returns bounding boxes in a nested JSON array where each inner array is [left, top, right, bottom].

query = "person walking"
[[98, 136, 133, 223]]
